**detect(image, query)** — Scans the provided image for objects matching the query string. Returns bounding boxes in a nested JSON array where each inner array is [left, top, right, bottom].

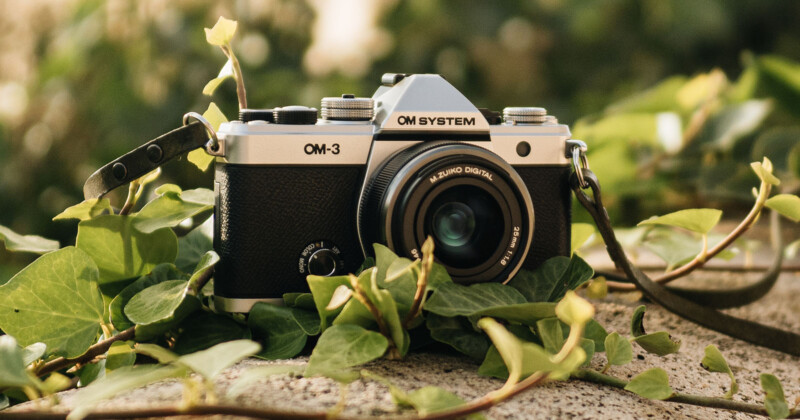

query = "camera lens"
[[358, 142, 534, 284]]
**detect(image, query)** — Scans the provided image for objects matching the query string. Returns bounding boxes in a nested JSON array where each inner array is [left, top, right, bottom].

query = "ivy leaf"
[[227, 365, 305, 398], [304, 325, 388, 377], [69, 364, 187, 420], [373, 243, 399, 281], [424, 282, 526, 317], [291, 308, 321, 336], [352, 268, 409, 356], [579, 338, 595, 367], [585, 277, 608, 300], [760, 373, 790, 420], [0, 335, 35, 388], [173, 312, 250, 355], [605, 332, 633, 367], [571, 223, 595, 254], [308, 275, 351, 331], [0, 224, 59, 254], [76, 361, 105, 387], [629, 306, 681, 356], [426, 313, 490, 361], [106, 342, 136, 371], [76, 215, 177, 285], [204, 16, 238, 46], [478, 302, 556, 325], [248, 302, 308, 360], [187, 102, 227, 171], [477, 318, 524, 383], [203, 59, 234, 96], [583, 320, 609, 352], [751, 158, 781, 186], [132, 187, 214, 234], [555, 291, 595, 326], [53, 198, 112, 221], [477, 341, 585, 381], [643, 230, 738, 271], [0, 247, 104, 358], [125, 280, 201, 341], [134, 343, 179, 364], [175, 219, 213, 273], [404, 387, 474, 417], [638, 209, 723, 234], [536, 318, 564, 354], [109, 264, 188, 331], [765, 194, 800, 223], [624, 368, 675, 400], [21, 342, 47, 367], [701, 344, 738, 399], [177, 340, 261, 380], [508, 255, 593, 302]]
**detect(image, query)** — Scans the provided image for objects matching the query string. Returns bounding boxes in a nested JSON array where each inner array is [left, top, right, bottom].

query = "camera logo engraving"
[[397, 115, 476, 126], [304, 143, 340, 155]]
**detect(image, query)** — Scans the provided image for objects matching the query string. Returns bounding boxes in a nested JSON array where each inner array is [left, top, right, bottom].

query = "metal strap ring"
[[183, 112, 220, 155], [572, 146, 590, 189]]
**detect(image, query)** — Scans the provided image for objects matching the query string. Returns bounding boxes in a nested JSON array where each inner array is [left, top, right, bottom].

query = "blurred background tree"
[[1, 0, 800, 280]]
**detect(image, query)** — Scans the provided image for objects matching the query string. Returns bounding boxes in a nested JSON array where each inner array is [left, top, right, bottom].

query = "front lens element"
[[432, 201, 476, 247]]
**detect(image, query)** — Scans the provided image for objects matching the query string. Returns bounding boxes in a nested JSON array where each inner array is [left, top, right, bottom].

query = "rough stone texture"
[[10, 251, 800, 419]]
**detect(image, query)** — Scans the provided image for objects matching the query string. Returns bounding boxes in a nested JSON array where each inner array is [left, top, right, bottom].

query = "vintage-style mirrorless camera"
[[213, 73, 575, 312]]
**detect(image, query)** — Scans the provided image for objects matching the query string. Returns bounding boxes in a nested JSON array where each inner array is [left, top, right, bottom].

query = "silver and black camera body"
[[213, 74, 574, 312]]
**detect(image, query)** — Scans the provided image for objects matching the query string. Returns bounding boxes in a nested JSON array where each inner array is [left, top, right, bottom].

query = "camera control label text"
[[428, 166, 494, 184]]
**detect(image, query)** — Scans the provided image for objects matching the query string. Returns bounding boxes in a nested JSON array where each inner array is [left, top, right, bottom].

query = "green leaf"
[[373, 243, 399, 281], [173, 312, 250, 355], [404, 386, 470, 416], [555, 290, 595, 326], [631, 332, 681, 356], [177, 339, 261, 380], [0, 247, 104, 358], [629, 305, 681, 355], [109, 264, 187, 331], [583, 320, 609, 352], [308, 275, 351, 331], [0, 224, 59, 254], [248, 302, 308, 360], [624, 368, 675, 400], [604, 332, 633, 367], [536, 318, 564, 354], [477, 341, 585, 382], [752, 159, 781, 186], [76, 361, 105, 387], [756, 55, 800, 117], [638, 208, 722, 234], [426, 313, 490, 361], [760, 373, 790, 420], [187, 102, 227, 171], [605, 76, 687, 114], [175, 219, 213, 273], [643, 230, 737, 271], [766, 194, 800, 223], [132, 188, 214, 234], [698, 100, 772, 150], [187, 251, 219, 292], [124, 280, 192, 325], [227, 365, 305, 398], [21, 342, 47, 366], [701, 344, 738, 399], [381, 257, 418, 315], [304, 325, 388, 377], [477, 318, 524, 383], [53, 198, 112, 221], [105, 342, 136, 371], [0, 336, 35, 388], [283, 293, 316, 310], [69, 364, 187, 420], [204, 16, 238, 46], [40, 372, 72, 395], [291, 308, 321, 336], [76, 215, 177, 284], [342, 268, 409, 356], [579, 338, 595, 367], [479, 302, 557, 325], [203, 59, 234, 96], [424, 282, 526, 317], [508, 255, 593, 302], [134, 343, 179, 364], [585, 277, 608, 299], [571, 223, 595, 254]]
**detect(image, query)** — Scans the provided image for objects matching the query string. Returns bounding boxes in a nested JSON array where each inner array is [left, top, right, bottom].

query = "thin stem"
[[221, 45, 247, 110], [402, 267, 427, 329], [187, 267, 214, 296], [573, 369, 800, 418], [118, 180, 141, 216], [607, 182, 772, 291], [35, 328, 135, 378]]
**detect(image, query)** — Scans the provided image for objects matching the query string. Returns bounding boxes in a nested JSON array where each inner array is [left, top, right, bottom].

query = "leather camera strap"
[[572, 169, 800, 356], [83, 122, 210, 200]]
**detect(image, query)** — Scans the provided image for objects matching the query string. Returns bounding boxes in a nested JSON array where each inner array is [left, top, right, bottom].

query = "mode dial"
[[502, 107, 548, 124], [321, 94, 374, 121], [273, 106, 318, 125], [298, 241, 344, 277], [239, 108, 275, 123]]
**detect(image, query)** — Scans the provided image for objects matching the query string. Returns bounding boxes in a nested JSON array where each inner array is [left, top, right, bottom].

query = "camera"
[[212, 73, 574, 312]]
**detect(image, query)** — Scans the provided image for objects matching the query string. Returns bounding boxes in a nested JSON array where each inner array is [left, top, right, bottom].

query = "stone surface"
[[9, 253, 800, 419]]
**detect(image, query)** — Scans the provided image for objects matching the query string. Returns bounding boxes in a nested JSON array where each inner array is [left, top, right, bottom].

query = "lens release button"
[[308, 249, 338, 276]]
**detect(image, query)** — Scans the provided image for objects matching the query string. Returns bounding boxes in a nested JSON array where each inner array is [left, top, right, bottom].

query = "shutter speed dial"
[[298, 241, 344, 276]]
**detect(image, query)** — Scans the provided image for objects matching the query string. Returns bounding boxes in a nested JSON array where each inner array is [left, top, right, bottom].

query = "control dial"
[[273, 106, 318, 125], [299, 241, 344, 276], [321, 94, 374, 121]]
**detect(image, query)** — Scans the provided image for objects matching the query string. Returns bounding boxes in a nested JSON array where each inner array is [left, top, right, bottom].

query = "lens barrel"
[[359, 142, 534, 284]]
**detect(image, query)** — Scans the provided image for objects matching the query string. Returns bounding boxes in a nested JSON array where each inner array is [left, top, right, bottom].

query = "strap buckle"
[[183, 112, 225, 157], [566, 139, 589, 189]]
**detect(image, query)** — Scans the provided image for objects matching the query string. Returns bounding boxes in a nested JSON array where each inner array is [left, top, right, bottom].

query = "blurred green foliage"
[[1, 0, 800, 276]]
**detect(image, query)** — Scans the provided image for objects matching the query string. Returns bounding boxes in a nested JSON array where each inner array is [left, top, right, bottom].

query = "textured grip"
[[516, 165, 572, 270], [214, 164, 363, 299]]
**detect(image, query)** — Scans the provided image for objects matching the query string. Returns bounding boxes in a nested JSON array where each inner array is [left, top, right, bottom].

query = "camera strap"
[[571, 168, 800, 356], [83, 115, 215, 199]]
